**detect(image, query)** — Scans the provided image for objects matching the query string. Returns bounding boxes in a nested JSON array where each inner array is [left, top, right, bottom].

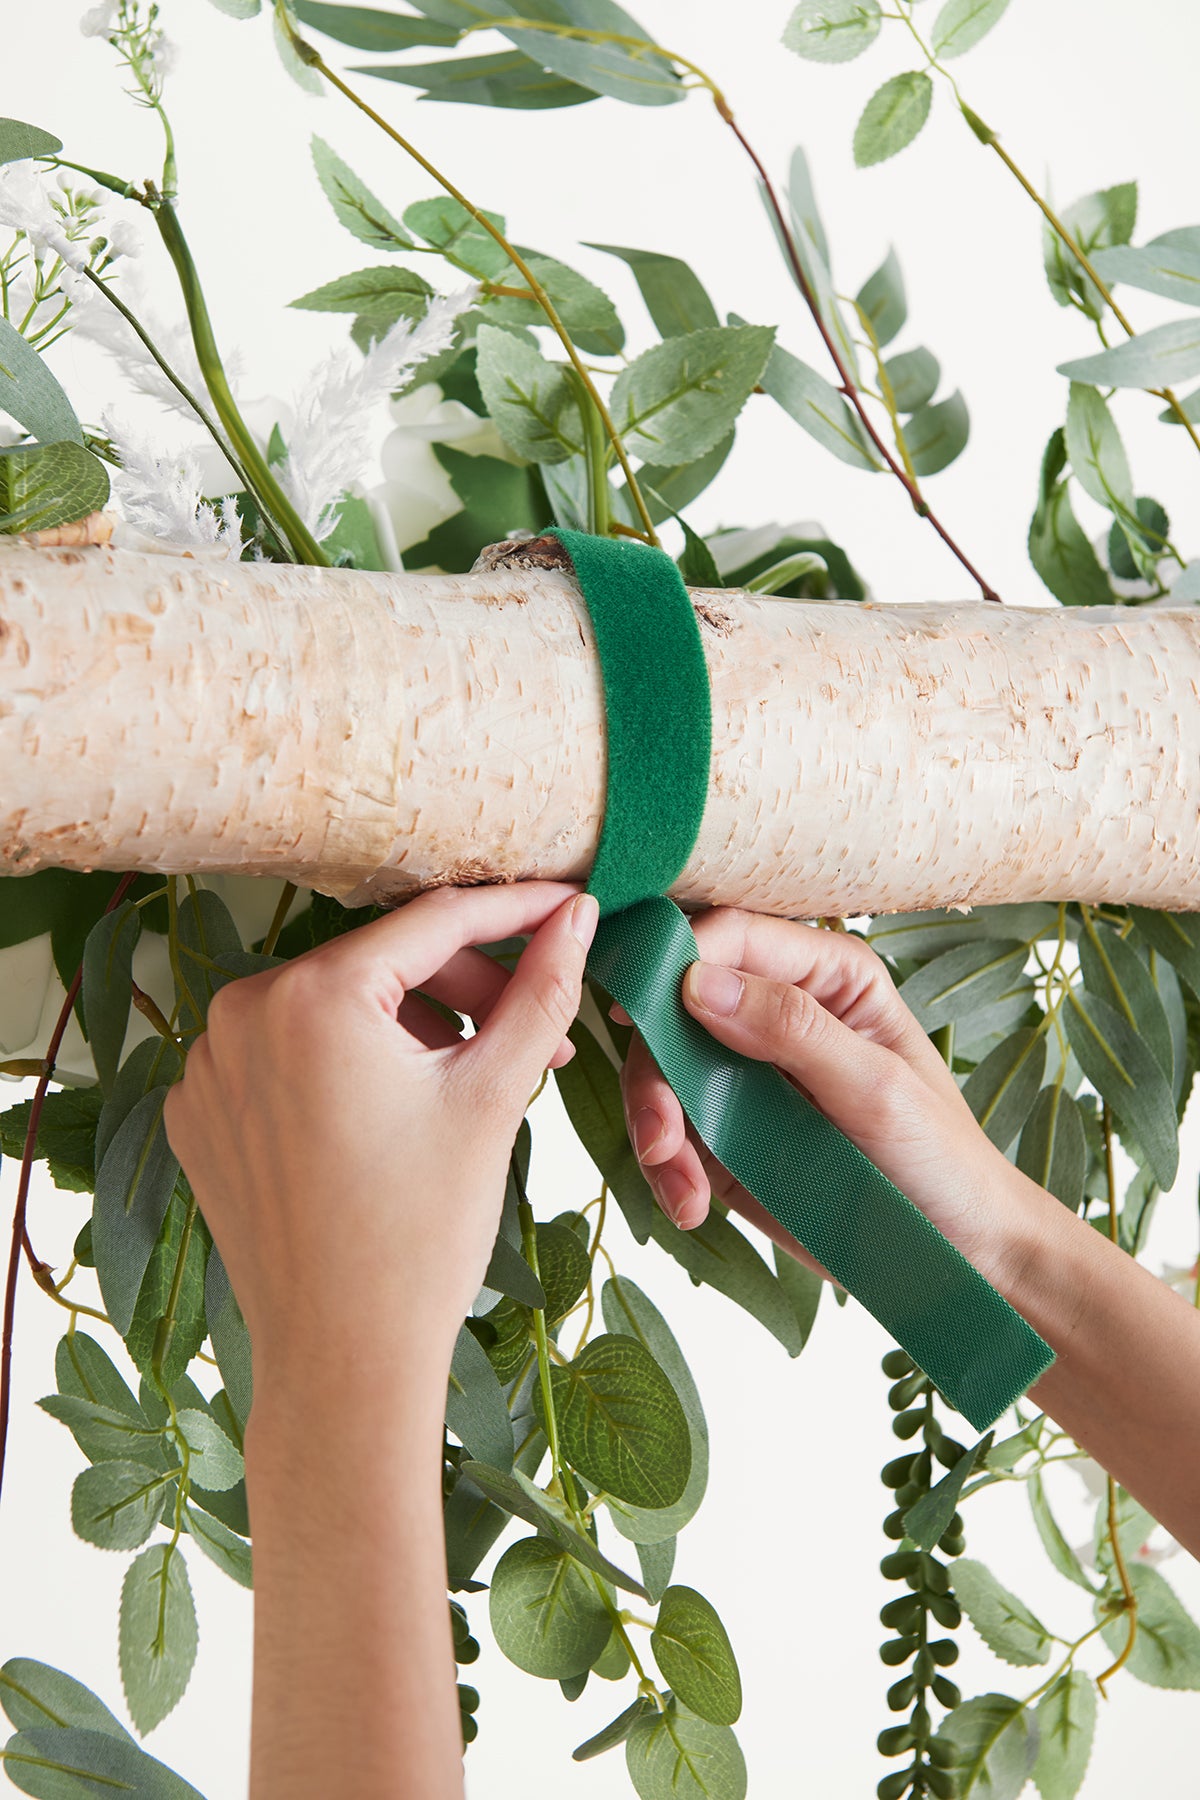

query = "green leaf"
[[962, 1028, 1046, 1152], [292, 0, 459, 48], [0, 1089, 104, 1194], [676, 519, 722, 589], [123, 1188, 211, 1391], [743, 550, 827, 595], [931, 0, 1011, 60], [1090, 241, 1200, 308], [401, 441, 546, 569], [1097, 1564, 1200, 1688], [92, 1089, 180, 1337], [0, 120, 63, 165], [1, 1725, 206, 1798], [1032, 1670, 1096, 1800], [630, 435, 734, 526], [1062, 987, 1179, 1189], [645, 1203, 805, 1355], [758, 342, 880, 470], [1058, 318, 1200, 391], [772, 1247, 822, 1348], [0, 1659, 131, 1740], [764, 159, 859, 380], [538, 1333, 691, 1509], [940, 1694, 1038, 1800], [205, 0, 261, 14], [638, 1535, 676, 1604], [853, 71, 934, 168], [600, 1277, 708, 1544], [174, 1408, 243, 1493], [290, 264, 432, 320], [484, 252, 624, 356], [585, 244, 718, 338], [1093, 1484, 1157, 1580], [1043, 183, 1137, 319], [459, 1459, 648, 1594], [54, 1331, 144, 1424], [954, 1559, 1052, 1666], [311, 134, 412, 251], [905, 389, 969, 475], [1108, 495, 1169, 581], [535, 1220, 591, 1322], [897, 940, 1028, 1033], [867, 905, 1059, 962], [1064, 382, 1134, 520], [610, 326, 775, 465], [173, 888, 244, 1032], [786, 144, 831, 281], [481, 1232, 546, 1309], [1016, 1086, 1087, 1211], [555, 1022, 655, 1240], [0, 440, 109, 534], [884, 346, 940, 413], [903, 1433, 992, 1551], [402, 197, 504, 281], [81, 904, 141, 1095], [71, 1460, 173, 1553], [1028, 1471, 1096, 1592], [651, 1586, 742, 1726], [782, 0, 881, 62], [500, 2, 683, 109], [1128, 908, 1200, 1000], [118, 1544, 198, 1733], [1028, 428, 1114, 606], [1079, 920, 1174, 1083], [475, 322, 582, 463], [489, 1536, 612, 1678], [447, 1324, 514, 1471], [574, 1696, 653, 1761], [856, 247, 906, 347], [362, 48, 600, 109], [39, 1394, 167, 1469], [181, 1503, 253, 1590], [0, 319, 83, 446], [625, 1697, 747, 1800]]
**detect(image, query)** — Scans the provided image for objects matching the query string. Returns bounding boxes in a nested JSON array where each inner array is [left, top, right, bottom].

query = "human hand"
[[163, 882, 599, 1386], [618, 907, 1042, 1287]]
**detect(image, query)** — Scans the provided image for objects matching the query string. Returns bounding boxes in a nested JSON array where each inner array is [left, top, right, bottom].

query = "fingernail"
[[657, 1168, 693, 1225], [687, 961, 743, 1016], [632, 1107, 663, 1160], [571, 893, 600, 946]]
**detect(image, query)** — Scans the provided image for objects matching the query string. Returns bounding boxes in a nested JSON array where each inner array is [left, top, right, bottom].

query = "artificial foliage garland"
[[0, 3, 1198, 1799]]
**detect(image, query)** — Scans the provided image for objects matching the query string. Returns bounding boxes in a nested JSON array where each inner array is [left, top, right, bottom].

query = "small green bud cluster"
[[450, 1599, 482, 1748]]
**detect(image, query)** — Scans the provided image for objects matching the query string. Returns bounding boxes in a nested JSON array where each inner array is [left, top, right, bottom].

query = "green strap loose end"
[[549, 527, 1055, 1431]]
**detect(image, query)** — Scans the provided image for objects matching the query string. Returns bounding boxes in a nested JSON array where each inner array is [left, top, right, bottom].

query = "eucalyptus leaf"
[[954, 1559, 1052, 1666], [884, 346, 940, 413], [625, 1697, 747, 1800], [904, 1433, 992, 1550], [787, 145, 831, 279], [645, 1203, 805, 1355], [0, 441, 109, 534], [651, 1586, 742, 1726], [853, 71, 934, 168], [637, 1535, 676, 1604], [1064, 383, 1134, 520], [1078, 919, 1174, 1082], [601, 1276, 709, 1543], [0, 319, 84, 446], [1028, 1471, 1096, 1592], [1017, 1086, 1087, 1211], [868, 906, 1052, 961], [856, 246, 906, 347], [362, 49, 600, 110], [459, 1460, 648, 1595], [97, 1037, 183, 1170], [533, 1220, 591, 1323], [573, 1696, 653, 1761], [772, 1247, 822, 1348], [311, 134, 412, 251], [181, 1503, 253, 1590], [1096, 1563, 1200, 1688], [897, 940, 1028, 1032], [1029, 427, 1115, 606], [0, 1658, 132, 1740], [118, 1543, 198, 1734], [1043, 183, 1137, 318], [81, 904, 141, 1095], [931, 0, 1011, 60], [939, 1693, 1039, 1800], [538, 1333, 691, 1510], [174, 888, 244, 1031], [1, 1724, 206, 1798], [782, 0, 882, 63], [0, 120, 63, 165], [1032, 1670, 1096, 1800], [1062, 986, 1179, 1188], [1128, 907, 1200, 998], [1059, 318, 1200, 391], [71, 1460, 174, 1553], [488, 1536, 611, 1679], [292, 0, 460, 49], [447, 1323, 514, 1471], [585, 244, 718, 338], [92, 1089, 180, 1337], [204, 1247, 253, 1431], [962, 1028, 1045, 1151], [758, 342, 880, 470], [905, 389, 969, 474], [1090, 241, 1200, 307], [611, 327, 775, 465], [501, 1, 682, 108], [475, 323, 583, 463]]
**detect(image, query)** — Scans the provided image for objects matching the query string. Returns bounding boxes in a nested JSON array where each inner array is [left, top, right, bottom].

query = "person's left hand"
[[163, 882, 599, 1389]]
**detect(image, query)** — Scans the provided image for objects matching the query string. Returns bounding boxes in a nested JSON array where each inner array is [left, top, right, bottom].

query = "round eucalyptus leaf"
[[535, 1220, 591, 1322], [537, 1333, 691, 1509], [651, 1585, 743, 1726], [488, 1537, 611, 1679], [626, 1697, 747, 1800]]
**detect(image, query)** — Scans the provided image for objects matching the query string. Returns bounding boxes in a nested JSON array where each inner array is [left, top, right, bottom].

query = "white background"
[[4, 1, 1200, 1795]]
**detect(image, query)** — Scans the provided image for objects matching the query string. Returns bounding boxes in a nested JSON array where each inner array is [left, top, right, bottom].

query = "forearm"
[[984, 1174, 1200, 1558], [243, 1350, 463, 1800]]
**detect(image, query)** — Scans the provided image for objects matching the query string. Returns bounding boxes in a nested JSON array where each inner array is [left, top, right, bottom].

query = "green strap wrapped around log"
[[549, 526, 1055, 1432]]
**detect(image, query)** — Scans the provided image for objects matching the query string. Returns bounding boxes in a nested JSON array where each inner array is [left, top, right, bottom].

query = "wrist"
[[969, 1161, 1099, 1353]]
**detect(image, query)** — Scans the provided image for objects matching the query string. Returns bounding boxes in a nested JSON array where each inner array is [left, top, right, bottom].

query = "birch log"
[[1, 540, 1198, 916]]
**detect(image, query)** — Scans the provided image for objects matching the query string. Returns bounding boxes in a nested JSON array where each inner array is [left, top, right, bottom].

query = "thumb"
[[470, 893, 599, 1103]]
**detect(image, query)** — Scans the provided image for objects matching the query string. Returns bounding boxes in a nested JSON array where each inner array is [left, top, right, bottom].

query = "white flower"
[[372, 381, 511, 558], [79, 1, 117, 38], [1161, 1257, 1198, 1301], [276, 286, 476, 540], [0, 163, 86, 271], [105, 415, 245, 558], [150, 33, 179, 79], [104, 217, 142, 260]]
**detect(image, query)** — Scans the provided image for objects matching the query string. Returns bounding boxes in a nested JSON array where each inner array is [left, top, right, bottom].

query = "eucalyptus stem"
[[261, 881, 298, 957], [1094, 1100, 1138, 1693]]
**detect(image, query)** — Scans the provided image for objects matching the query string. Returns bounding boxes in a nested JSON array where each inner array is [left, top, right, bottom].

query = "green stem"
[[150, 193, 329, 566], [261, 881, 298, 957], [573, 372, 613, 537]]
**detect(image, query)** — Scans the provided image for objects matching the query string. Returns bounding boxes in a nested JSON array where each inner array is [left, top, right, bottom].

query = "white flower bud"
[[79, 2, 117, 38]]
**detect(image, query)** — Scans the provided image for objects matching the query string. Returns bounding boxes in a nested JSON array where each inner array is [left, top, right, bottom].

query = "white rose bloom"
[[373, 383, 512, 560]]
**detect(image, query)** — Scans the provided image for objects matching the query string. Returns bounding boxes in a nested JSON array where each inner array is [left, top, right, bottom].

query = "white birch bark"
[[1, 541, 1197, 916]]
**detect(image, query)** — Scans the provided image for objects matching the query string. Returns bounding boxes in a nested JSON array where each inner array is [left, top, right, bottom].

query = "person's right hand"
[[617, 907, 1045, 1288]]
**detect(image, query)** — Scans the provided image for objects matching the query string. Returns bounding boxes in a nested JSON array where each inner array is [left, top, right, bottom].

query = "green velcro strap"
[[550, 527, 1056, 1431]]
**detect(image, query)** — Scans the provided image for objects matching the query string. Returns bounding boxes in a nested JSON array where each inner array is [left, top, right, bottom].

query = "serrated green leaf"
[[853, 71, 933, 167], [904, 1433, 992, 1551], [81, 903, 141, 1095], [897, 940, 1028, 1032], [311, 134, 412, 251], [489, 1536, 612, 1678], [447, 1323, 514, 1471], [362, 48, 600, 109], [1062, 986, 1178, 1188], [954, 1559, 1052, 1666], [39, 1394, 166, 1469], [182, 1503, 253, 1590], [405, 195, 511, 280], [601, 1277, 708, 1544], [940, 1693, 1038, 1800], [1097, 1563, 1200, 1688], [0, 1088, 104, 1194], [292, 0, 459, 48], [0, 441, 109, 535], [0, 320, 83, 446], [289, 264, 432, 319], [174, 1408, 243, 1493], [118, 1544, 198, 1734], [610, 326, 774, 465], [459, 1459, 648, 1595], [483, 252, 623, 355], [962, 1028, 1045, 1151], [585, 243, 717, 338], [538, 1333, 690, 1510], [205, 0, 260, 14], [1043, 183, 1137, 319], [884, 346, 940, 413], [758, 342, 880, 470], [625, 1697, 747, 1800], [1032, 1670, 1096, 1800], [92, 1089, 180, 1337], [475, 322, 582, 463], [931, 0, 1011, 60], [857, 246, 906, 347], [905, 389, 968, 475], [651, 1586, 742, 1726], [782, 0, 881, 63], [1059, 319, 1200, 391], [0, 120, 63, 165], [1016, 1086, 1087, 1211], [71, 1460, 175, 1552]]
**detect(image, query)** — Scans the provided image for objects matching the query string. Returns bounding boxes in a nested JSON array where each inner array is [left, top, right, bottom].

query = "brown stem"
[[720, 109, 1001, 603], [0, 871, 138, 1508]]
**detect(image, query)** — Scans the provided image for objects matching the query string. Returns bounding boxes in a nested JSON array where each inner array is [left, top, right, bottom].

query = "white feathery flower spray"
[[277, 286, 476, 539], [105, 414, 245, 558], [61, 263, 241, 421]]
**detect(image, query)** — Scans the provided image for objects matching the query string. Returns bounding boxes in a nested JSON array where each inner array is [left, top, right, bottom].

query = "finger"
[[468, 894, 598, 1104], [609, 1002, 633, 1028], [294, 881, 584, 1015], [618, 1033, 710, 1227], [421, 946, 574, 1066], [688, 908, 954, 1092]]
